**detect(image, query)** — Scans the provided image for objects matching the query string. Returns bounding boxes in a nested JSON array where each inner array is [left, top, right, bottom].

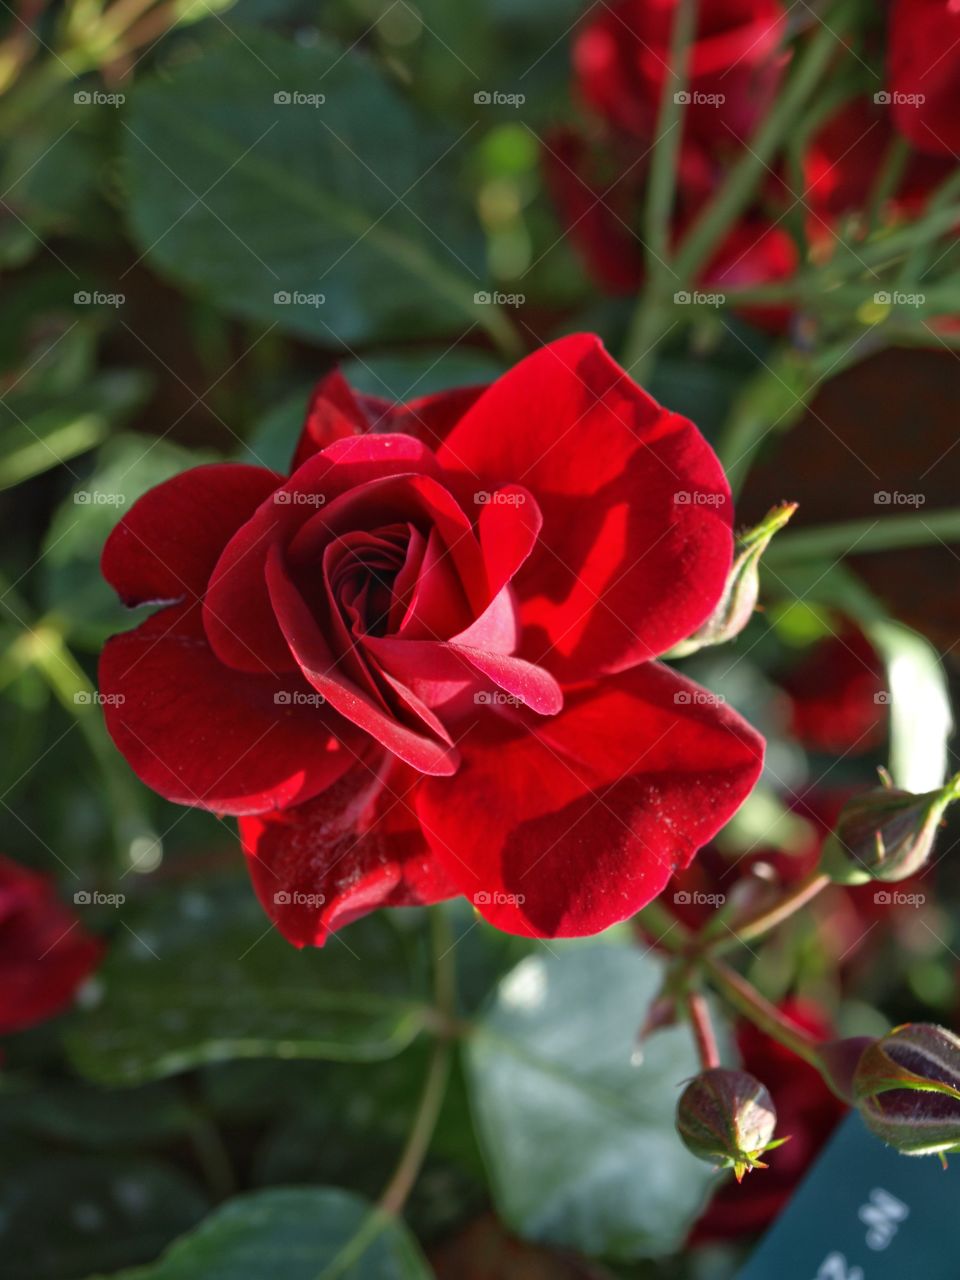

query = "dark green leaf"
[[0, 1155, 207, 1280], [66, 880, 432, 1085], [124, 34, 510, 348], [98, 1187, 432, 1279]]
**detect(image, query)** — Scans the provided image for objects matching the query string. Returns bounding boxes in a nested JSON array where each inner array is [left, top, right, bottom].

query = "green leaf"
[[124, 34, 514, 350], [97, 1188, 432, 1279], [0, 370, 149, 491], [39, 433, 214, 646], [0, 1155, 207, 1280], [466, 943, 723, 1259], [66, 881, 432, 1085]]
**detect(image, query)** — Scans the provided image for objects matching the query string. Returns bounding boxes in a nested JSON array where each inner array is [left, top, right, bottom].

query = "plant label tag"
[[738, 1112, 959, 1279]]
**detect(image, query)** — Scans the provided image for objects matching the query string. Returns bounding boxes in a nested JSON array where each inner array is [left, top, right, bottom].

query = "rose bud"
[[820, 771, 960, 886], [670, 503, 796, 658], [854, 1024, 960, 1159], [676, 1067, 788, 1181]]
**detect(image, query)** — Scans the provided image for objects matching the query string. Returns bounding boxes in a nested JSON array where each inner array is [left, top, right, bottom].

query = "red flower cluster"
[[548, 0, 958, 303], [100, 336, 764, 946], [547, 0, 796, 301], [0, 855, 101, 1034]]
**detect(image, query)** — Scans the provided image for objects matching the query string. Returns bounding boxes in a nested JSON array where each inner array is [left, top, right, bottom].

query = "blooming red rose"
[[888, 0, 960, 158], [574, 0, 787, 147], [0, 855, 102, 1034], [100, 336, 764, 946]]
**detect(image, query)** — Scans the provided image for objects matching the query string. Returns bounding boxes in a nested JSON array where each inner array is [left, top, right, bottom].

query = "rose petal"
[[100, 604, 363, 814], [416, 662, 764, 937], [204, 435, 443, 674], [239, 758, 456, 946], [102, 463, 281, 608], [437, 335, 733, 680], [265, 545, 460, 777]]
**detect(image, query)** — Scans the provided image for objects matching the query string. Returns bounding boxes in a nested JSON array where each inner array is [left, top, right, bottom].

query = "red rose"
[[100, 336, 763, 946], [0, 855, 102, 1034], [544, 131, 796, 311], [889, 0, 960, 157], [693, 999, 846, 1241], [804, 97, 952, 240], [779, 628, 888, 756], [574, 0, 787, 146]]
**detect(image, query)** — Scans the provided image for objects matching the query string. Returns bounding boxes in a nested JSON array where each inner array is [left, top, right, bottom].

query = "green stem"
[[705, 869, 831, 958], [705, 957, 823, 1068], [674, 0, 855, 284], [644, 0, 697, 274], [621, 0, 697, 381], [766, 508, 960, 565], [378, 906, 456, 1217], [686, 991, 721, 1069]]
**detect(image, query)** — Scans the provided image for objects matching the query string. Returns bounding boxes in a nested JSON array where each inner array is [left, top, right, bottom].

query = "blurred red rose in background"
[[100, 336, 764, 947], [779, 627, 887, 756], [888, 0, 960, 158], [0, 855, 102, 1034], [574, 0, 787, 147], [803, 97, 953, 243]]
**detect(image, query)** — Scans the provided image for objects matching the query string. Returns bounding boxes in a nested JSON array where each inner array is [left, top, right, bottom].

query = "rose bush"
[[100, 335, 763, 946]]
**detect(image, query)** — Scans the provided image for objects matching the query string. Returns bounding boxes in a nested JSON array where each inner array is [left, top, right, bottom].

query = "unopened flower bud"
[[854, 1023, 960, 1159], [820, 771, 960, 886], [669, 503, 796, 658], [676, 1068, 787, 1181]]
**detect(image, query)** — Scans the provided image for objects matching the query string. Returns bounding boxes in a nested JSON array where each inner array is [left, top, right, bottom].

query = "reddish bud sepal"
[[854, 1023, 960, 1160], [676, 1067, 789, 1181], [820, 771, 960, 887]]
